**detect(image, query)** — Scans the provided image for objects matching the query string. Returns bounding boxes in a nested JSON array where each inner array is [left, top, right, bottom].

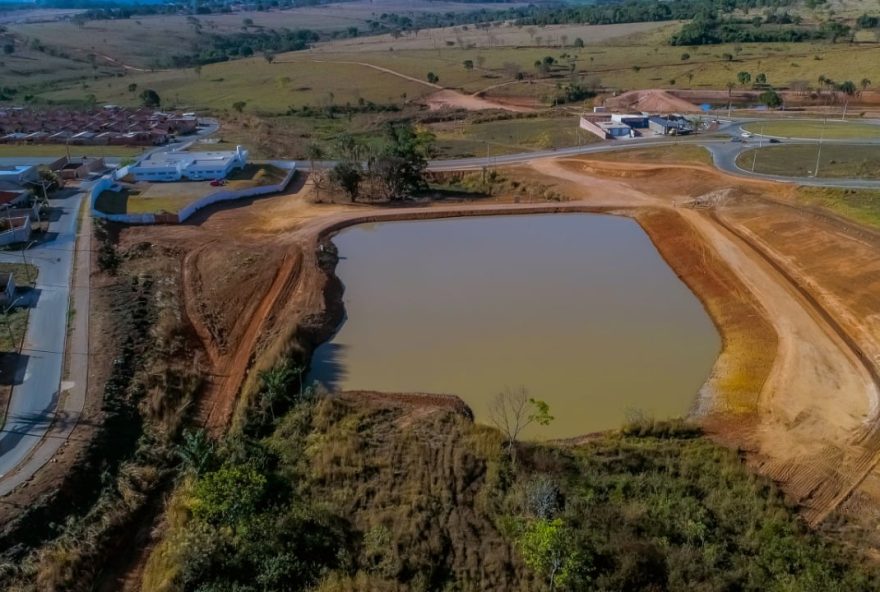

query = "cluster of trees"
[[163, 28, 317, 68], [671, 12, 850, 45], [319, 122, 435, 203]]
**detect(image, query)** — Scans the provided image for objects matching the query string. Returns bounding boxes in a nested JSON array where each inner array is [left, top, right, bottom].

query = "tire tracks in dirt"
[[709, 210, 880, 525]]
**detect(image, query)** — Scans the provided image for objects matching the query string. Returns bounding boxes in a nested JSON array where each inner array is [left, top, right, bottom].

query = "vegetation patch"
[[583, 144, 714, 166], [143, 387, 879, 591], [736, 144, 880, 178], [742, 120, 880, 140], [796, 186, 880, 229]]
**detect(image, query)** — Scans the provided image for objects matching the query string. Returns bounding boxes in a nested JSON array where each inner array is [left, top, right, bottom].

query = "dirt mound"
[[423, 89, 535, 113], [604, 89, 700, 113]]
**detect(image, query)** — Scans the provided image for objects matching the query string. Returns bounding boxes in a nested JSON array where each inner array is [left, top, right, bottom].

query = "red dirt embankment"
[[603, 89, 701, 112]]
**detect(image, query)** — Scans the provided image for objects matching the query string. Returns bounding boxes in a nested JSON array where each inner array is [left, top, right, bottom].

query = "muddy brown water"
[[310, 214, 720, 438]]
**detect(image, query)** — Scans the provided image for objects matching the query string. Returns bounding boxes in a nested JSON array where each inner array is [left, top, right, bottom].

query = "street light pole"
[[814, 118, 826, 177]]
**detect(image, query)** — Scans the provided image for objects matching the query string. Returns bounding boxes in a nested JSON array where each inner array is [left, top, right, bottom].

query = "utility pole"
[[813, 118, 826, 177], [751, 122, 765, 173]]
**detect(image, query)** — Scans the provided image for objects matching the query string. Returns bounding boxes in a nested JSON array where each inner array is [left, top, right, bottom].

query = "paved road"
[[0, 186, 86, 484]]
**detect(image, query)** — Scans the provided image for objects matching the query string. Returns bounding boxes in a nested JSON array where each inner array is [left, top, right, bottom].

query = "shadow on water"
[[308, 342, 349, 393]]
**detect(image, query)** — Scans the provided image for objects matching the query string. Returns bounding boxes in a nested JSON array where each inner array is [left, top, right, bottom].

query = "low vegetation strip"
[[742, 120, 880, 140], [142, 390, 879, 591], [581, 144, 714, 166], [736, 144, 880, 179], [796, 187, 880, 230]]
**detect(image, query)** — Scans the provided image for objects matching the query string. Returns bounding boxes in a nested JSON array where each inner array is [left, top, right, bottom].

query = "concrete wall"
[[177, 164, 295, 222], [89, 176, 157, 224], [91, 162, 296, 225], [579, 116, 609, 140], [0, 216, 32, 246]]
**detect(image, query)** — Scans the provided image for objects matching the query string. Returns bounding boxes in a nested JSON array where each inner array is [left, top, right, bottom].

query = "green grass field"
[[743, 120, 880, 139], [0, 145, 145, 158], [736, 144, 880, 178]]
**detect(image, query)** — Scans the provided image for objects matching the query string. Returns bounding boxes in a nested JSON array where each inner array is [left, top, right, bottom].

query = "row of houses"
[[580, 112, 695, 140], [0, 106, 199, 147]]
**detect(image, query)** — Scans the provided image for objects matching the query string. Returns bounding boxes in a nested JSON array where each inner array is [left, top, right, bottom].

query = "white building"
[[130, 145, 248, 182]]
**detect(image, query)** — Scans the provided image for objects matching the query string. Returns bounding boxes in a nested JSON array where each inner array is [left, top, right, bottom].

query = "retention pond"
[[311, 214, 720, 438]]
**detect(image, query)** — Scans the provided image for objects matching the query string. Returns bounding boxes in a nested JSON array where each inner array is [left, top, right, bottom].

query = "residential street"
[[0, 186, 89, 493]]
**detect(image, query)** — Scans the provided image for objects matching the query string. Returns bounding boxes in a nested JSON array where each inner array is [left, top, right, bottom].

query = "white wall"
[[91, 162, 295, 225], [177, 164, 295, 222]]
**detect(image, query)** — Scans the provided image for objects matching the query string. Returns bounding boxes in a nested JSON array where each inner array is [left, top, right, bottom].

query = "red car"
[[209, 179, 227, 187]]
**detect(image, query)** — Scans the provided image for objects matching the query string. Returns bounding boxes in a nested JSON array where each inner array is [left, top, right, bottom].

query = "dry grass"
[[584, 144, 714, 166], [736, 144, 880, 178], [743, 119, 880, 139]]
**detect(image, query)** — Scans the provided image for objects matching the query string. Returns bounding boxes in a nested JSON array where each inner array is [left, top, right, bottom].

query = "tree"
[[263, 51, 275, 64], [2, 43, 13, 55], [489, 386, 553, 466], [329, 161, 363, 202], [737, 71, 751, 86], [139, 88, 161, 108], [518, 518, 583, 591], [258, 362, 302, 421], [190, 463, 267, 527], [573, 37, 584, 48], [860, 78, 872, 94], [426, 71, 439, 83], [194, 64, 202, 78], [755, 72, 767, 84], [232, 100, 247, 113], [127, 82, 138, 93], [306, 143, 326, 202], [722, 52, 733, 61], [759, 89, 782, 108], [369, 122, 434, 201], [680, 52, 690, 61], [176, 429, 215, 475], [463, 59, 474, 71], [837, 80, 857, 117]]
